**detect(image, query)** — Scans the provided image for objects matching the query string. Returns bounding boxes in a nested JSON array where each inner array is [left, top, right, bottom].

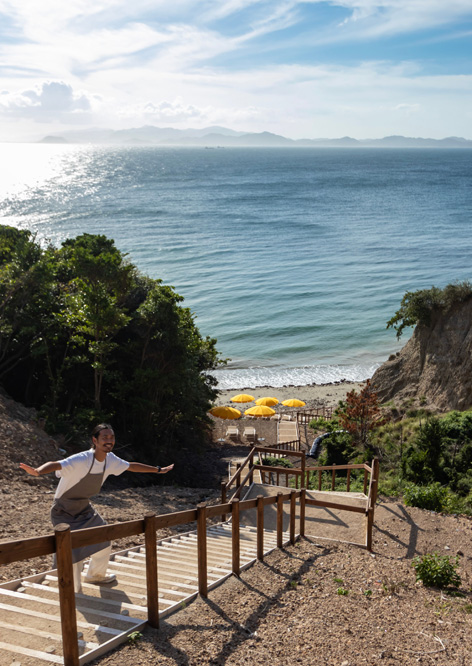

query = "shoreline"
[[215, 379, 367, 408]]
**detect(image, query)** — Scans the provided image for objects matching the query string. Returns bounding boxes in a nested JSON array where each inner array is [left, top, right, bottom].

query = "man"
[[20, 423, 174, 593]]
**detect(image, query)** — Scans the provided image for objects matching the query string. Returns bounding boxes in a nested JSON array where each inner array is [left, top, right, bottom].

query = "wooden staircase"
[[0, 522, 288, 665], [277, 419, 299, 445]]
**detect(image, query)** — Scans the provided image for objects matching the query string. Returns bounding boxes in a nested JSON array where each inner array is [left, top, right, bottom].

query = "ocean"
[[1, 144, 471, 389]]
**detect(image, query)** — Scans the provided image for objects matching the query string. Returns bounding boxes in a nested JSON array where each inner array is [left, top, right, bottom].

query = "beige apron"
[[51, 455, 109, 564]]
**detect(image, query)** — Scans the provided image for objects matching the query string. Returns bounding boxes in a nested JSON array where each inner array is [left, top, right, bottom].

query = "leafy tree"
[[337, 379, 386, 455], [402, 416, 445, 484], [0, 226, 221, 461], [400, 411, 472, 493], [0, 227, 56, 381], [57, 235, 134, 410]]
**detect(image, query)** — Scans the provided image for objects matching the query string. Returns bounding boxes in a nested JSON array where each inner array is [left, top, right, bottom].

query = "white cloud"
[[118, 97, 263, 126], [330, 0, 472, 38], [121, 98, 205, 122], [0, 81, 96, 121]]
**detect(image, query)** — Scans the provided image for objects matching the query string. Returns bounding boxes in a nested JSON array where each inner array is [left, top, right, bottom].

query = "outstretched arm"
[[127, 463, 174, 474], [20, 461, 62, 477]]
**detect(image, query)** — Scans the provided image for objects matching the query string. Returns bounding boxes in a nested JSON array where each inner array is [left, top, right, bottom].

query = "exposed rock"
[[372, 298, 472, 411]]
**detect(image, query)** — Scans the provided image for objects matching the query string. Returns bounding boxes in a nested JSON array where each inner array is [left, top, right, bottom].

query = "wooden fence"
[[262, 439, 302, 452], [0, 489, 302, 666], [295, 407, 334, 423], [221, 445, 379, 550]]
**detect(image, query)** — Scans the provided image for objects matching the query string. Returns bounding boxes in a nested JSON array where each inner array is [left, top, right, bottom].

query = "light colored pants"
[[72, 544, 112, 593]]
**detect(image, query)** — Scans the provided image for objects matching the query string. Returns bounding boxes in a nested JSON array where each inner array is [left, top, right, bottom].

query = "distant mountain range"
[[39, 126, 472, 148]]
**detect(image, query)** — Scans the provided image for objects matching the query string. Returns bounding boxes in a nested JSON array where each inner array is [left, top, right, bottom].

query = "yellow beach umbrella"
[[244, 405, 276, 417], [255, 396, 279, 407], [282, 399, 306, 407], [209, 406, 241, 419], [231, 393, 255, 404]]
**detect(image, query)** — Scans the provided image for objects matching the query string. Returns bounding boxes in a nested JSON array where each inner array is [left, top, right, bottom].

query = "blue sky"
[[0, 0, 471, 141]]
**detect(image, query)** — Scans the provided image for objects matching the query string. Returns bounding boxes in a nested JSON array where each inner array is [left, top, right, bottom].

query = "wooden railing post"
[[276, 492, 284, 548], [231, 498, 240, 577], [221, 482, 227, 522], [346, 468, 351, 492], [299, 488, 306, 538], [366, 458, 380, 552], [197, 503, 208, 597], [318, 469, 322, 490], [366, 506, 374, 551], [144, 513, 159, 628], [290, 490, 296, 545], [363, 467, 368, 495], [301, 453, 306, 489], [372, 457, 380, 506], [249, 451, 255, 485], [55, 524, 79, 666], [256, 495, 264, 560], [331, 464, 336, 491]]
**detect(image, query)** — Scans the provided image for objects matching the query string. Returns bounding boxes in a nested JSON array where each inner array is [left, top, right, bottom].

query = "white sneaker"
[[84, 573, 116, 584]]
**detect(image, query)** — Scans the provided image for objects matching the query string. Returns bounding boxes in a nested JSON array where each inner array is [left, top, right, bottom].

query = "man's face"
[[92, 428, 115, 456]]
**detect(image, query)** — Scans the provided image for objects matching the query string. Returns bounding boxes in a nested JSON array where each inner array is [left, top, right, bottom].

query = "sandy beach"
[[215, 379, 366, 408]]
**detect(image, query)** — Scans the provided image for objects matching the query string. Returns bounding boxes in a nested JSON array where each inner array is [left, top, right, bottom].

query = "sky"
[[0, 0, 471, 141]]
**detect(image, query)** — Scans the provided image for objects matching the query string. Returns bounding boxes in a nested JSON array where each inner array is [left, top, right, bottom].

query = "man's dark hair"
[[91, 423, 114, 448]]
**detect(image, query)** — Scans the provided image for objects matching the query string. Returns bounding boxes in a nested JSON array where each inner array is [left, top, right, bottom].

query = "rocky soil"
[[1, 394, 472, 665]]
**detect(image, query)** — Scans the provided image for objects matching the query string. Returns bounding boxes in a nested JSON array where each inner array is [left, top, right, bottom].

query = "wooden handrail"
[[255, 464, 303, 475], [0, 493, 300, 568], [255, 445, 304, 458], [225, 447, 256, 489], [305, 463, 369, 471], [233, 466, 256, 499], [0, 533, 56, 565], [266, 439, 301, 451], [305, 497, 367, 513]]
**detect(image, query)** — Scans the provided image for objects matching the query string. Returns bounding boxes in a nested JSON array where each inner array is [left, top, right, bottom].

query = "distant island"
[[37, 126, 472, 148]]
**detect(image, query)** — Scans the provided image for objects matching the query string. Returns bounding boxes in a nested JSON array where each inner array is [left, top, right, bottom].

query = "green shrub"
[[262, 456, 293, 468], [127, 631, 143, 645], [403, 483, 448, 512], [387, 281, 472, 339], [412, 553, 461, 589], [455, 476, 472, 497]]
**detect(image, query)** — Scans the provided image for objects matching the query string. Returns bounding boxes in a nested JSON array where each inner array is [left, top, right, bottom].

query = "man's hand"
[[19, 463, 39, 476]]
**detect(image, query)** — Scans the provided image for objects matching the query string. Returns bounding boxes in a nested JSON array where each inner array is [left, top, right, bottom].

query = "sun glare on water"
[[0, 144, 73, 196]]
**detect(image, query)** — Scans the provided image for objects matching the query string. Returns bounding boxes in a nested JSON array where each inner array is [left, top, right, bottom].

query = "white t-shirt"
[[54, 450, 130, 499]]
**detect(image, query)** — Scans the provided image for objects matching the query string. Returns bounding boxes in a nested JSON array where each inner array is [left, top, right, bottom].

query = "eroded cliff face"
[[371, 298, 472, 412]]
